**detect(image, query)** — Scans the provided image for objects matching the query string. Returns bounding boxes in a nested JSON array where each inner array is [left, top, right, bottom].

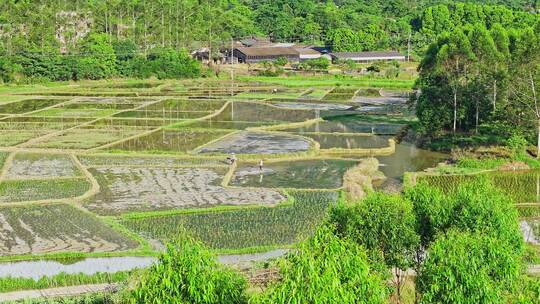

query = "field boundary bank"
[[89, 100, 234, 152], [15, 97, 168, 149], [0, 283, 119, 303]]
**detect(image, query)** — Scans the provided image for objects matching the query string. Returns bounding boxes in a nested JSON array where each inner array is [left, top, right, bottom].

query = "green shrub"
[[406, 179, 523, 252], [131, 235, 247, 304], [330, 192, 419, 271], [418, 230, 523, 304], [256, 225, 388, 304]]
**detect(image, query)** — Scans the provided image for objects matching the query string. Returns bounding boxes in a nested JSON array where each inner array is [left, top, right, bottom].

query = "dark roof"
[[331, 51, 404, 59], [235, 47, 299, 57], [295, 48, 321, 55], [240, 37, 271, 47]]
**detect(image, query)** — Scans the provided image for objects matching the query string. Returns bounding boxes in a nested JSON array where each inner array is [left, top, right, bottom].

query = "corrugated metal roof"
[[295, 48, 321, 55], [235, 47, 300, 57], [331, 51, 404, 59]]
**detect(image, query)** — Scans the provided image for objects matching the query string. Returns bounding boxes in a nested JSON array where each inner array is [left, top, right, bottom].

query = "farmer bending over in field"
[[227, 153, 237, 165]]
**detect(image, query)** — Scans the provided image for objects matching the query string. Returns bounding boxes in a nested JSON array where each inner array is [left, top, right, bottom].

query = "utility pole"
[[230, 37, 234, 64], [407, 31, 412, 62]]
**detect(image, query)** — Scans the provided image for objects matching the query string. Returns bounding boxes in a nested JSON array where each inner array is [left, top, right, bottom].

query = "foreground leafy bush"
[[257, 225, 388, 304], [131, 236, 247, 304], [418, 230, 522, 304], [330, 192, 418, 272], [406, 179, 524, 252]]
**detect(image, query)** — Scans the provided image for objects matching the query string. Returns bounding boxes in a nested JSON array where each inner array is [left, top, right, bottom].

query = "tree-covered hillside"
[[0, 1, 538, 82], [0, 1, 537, 55]]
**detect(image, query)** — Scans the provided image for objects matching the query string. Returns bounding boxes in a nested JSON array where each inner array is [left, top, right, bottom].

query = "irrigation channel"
[[0, 80, 497, 284]]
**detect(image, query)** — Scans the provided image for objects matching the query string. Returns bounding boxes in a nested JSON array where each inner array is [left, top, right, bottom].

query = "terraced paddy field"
[[417, 170, 540, 205], [0, 79, 451, 278], [0, 204, 138, 256]]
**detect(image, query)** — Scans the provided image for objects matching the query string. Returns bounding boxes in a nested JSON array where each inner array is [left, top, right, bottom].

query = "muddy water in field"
[[231, 159, 357, 189], [108, 129, 231, 152], [184, 120, 274, 130], [521, 219, 540, 245], [271, 102, 352, 111], [303, 134, 391, 149], [197, 131, 311, 154], [281, 120, 405, 135], [212, 102, 317, 123], [374, 142, 448, 191], [6, 153, 80, 178], [86, 167, 285, 215]]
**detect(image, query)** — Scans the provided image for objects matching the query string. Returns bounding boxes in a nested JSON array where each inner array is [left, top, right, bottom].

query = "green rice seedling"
[[322, 86, 358, 102], [518, 205, 540, 218], [0, 152, 9, 170], [0, 117, 93, 131], [0, 131, 48, 147], [0, 271, 133, 293], [122, 191, 338, 251], [0, 178, 91, 203], [0, 99, 67, 114], [0, 204, 139, 256], [419, 170, 540, 204], [30, 108, 120, 118]]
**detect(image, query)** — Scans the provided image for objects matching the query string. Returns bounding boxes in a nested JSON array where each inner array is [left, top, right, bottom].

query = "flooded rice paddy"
[[0, 204, 138, 256], [0, 81, 457, 277], [197, 131, 312, 155], [231, 159, 357, 189], [5, 153, 80, 179], [86, 167, 285, 215]]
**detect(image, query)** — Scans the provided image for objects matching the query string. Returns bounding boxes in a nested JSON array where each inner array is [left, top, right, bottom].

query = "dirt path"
[[0, 283, 119, 303]]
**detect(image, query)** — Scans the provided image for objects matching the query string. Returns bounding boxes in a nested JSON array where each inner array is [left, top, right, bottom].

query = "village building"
[[330, 51, 405, 63], [295, 47, 323, 60], [233, 47, 300, 64]]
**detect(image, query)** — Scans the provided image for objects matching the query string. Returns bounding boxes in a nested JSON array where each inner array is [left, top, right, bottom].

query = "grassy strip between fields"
[[0, 271, 134, 293], [238, 75, 415, 89]]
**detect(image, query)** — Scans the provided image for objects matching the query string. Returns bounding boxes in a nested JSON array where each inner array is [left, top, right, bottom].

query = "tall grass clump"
[[130, 234, 247, 304], [342, 158, 384, 201], [256, 225, 388, 304]]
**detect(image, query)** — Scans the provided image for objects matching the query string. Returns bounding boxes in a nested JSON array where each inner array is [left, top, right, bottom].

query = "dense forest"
[[413, 17, 539, 154], [0, 1, 538, 83]]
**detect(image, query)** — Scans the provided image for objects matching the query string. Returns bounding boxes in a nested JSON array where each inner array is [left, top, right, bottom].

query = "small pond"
[[375, 142, 449, 191]]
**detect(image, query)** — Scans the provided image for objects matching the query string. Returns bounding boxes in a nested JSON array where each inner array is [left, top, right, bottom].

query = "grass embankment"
[[0, 271, 134, 293], [238, 75, 415, 89]]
